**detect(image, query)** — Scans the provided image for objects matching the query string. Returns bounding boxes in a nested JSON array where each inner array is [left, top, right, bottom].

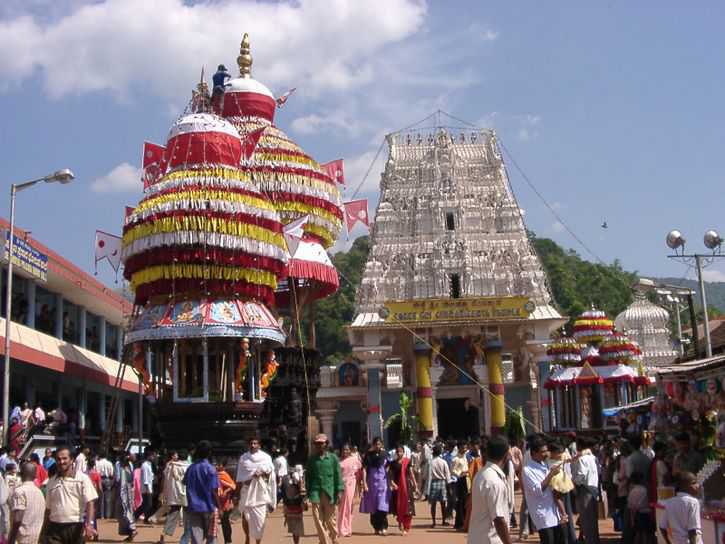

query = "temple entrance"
[[437, 398, 469, 440]]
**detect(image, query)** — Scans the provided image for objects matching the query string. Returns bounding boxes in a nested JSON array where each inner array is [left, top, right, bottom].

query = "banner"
[[321, 159, 345, 185], [380, 296, 535, 325], [142, 141, 167, 189], [2, 231, 48, 282], [95, 230, 122, 273]]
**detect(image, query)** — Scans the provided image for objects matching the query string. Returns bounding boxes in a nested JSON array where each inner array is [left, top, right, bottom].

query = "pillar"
[[99, 317, 106, 356], [317, 408, 336, 441], [414, 340, 434, 437], [99, 394, 107, 432], [366, 363, 384, 441], [538, 360, 552, 432], [485, 339, 506, 435], [55, 295, 63, 339], [115, 397, 124, 433], [78, 387, 87, 431], [24, 382, 36, 407], [25, 281, 35, 328], [79, 308, 87, 348]]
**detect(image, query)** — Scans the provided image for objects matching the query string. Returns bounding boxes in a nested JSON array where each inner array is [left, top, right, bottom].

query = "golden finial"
[[237, 33, 253, 78]]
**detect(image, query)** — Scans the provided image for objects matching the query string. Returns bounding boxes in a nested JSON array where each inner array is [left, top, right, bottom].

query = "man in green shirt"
[[306, 433, 343, 544]]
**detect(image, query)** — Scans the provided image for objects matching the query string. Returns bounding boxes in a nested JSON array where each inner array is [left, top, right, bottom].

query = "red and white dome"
[[166, 113, 242, 169]]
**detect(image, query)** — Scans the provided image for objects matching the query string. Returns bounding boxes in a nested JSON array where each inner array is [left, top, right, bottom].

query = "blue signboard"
[[3, 230, 48, 282]]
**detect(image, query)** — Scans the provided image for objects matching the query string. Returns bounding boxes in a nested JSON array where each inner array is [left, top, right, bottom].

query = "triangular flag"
[[321, 159, 345, 185], [343, 199, 369, 232], [95, 230, 122, 273], [142, 141, 167, 190], [283, 216, 309, 257], [275, 87, 297, 107], [242, 127, 266, 160]]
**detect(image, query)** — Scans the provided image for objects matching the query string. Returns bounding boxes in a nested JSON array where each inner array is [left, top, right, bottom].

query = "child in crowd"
[[281, 465, 305, 544], [658, 471, 703, 544], [627, 472, 655, 544]]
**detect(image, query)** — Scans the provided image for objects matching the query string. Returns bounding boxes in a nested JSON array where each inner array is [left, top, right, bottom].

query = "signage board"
[[380, 296, 534, 325], [3, 230, 48, 282]]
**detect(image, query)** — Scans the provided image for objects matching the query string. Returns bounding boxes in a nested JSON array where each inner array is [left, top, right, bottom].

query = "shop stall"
[[652, 355, 725, 543]]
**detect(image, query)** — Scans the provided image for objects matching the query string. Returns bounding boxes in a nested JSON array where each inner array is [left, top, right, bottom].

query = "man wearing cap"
[[306, 434, 343, 544]]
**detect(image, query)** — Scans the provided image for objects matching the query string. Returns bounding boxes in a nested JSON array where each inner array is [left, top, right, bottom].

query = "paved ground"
[[95, 494, 622, 543]]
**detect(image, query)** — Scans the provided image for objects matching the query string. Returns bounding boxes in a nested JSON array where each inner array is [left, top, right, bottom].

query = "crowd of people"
[[0, 425, 707, 544]]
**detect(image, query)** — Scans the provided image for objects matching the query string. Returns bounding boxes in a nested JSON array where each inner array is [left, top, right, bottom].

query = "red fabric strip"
[[166, 132, 242, 169], [221, 92, 277, 122], [134, 279, 275, 307], [124, 208, 283, 235], [417, 387, 433, 398], [123, 247, 287, 279]]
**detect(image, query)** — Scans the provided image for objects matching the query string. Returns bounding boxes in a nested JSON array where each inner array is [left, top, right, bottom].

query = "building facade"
[[0, 218, 140, 442], [317, 128, 566, 446]]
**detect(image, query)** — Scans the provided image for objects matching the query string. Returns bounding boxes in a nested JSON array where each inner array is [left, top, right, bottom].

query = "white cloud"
[[0, 0, 427, 101], [466, 22, 499, 42], [703, 269, 725, 283], [91, 162, 142, 193], [341, 149, 387, 196], [516, 114, 542, 142], [551, 221, 565, 234], [290, 110, 369, 138]]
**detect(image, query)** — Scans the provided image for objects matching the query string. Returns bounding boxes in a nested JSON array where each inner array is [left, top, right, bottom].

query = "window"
[[35, 286, 57, 336], [63, 300, 81, 344], [105, 323, 119, 360], [445, 212, 455, 231], [449, 273, 461, 299], [86, 312, 102, 353]]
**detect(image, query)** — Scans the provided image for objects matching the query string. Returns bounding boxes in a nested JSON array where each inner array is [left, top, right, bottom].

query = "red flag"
[[142, 141, 167, 189], [343, 199, 369, 232], [242, 127, 266, 160], [275, 87, 297, 107], [321, 159, 345, 185]]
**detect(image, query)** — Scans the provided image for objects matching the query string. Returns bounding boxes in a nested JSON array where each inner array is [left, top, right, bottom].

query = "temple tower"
[[318, 125, 566, 444]]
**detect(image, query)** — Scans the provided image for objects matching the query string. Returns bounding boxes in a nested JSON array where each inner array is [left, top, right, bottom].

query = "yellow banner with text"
[[380, 296, 534, 324]]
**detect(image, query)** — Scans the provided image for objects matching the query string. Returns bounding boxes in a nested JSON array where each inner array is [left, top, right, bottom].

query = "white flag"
[[95, 230, 122, 273], [283, 216, 309, 257]]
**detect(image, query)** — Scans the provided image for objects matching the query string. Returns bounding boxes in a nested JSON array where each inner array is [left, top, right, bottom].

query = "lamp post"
[[3, 169, 74, 445], [666, 229, 724, 359]]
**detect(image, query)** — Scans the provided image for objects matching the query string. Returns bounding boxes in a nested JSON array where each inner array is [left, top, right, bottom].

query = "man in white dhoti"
[[235, 438, 276, 544]]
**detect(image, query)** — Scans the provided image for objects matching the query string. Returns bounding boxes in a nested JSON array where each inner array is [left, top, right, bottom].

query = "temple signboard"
[[380, 296, 535, 324]]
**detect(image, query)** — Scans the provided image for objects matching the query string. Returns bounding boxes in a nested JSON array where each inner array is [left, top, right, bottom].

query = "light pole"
[[666, 229, 724, 359], [3, 169, 74, 445]]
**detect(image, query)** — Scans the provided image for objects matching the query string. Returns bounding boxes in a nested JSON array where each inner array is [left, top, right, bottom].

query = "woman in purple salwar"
[[360, 437, 391, 535]]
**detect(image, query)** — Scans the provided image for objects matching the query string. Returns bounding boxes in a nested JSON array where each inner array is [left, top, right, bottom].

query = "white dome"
[[168, 113, 240, 140], [615, 295, 678, 370], [226, 77, 274, 99]]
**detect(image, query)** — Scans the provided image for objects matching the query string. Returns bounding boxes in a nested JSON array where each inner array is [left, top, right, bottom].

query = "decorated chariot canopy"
[[218, 34, 344, 249], [544, 362, 651, 389], [572, 306, 614, 344], [125, 298, 285, 344], [275, 235, 340, 308], [546, 336, 583, 365]]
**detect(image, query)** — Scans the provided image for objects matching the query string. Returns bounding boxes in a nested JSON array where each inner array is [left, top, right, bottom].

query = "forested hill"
[[314, 234, 639, 362]]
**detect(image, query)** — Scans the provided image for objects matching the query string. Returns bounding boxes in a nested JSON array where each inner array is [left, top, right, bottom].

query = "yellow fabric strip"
[[130, 264, 277, 290], [138, 189, 276, 215], [123, 216, 286, 250], [276, 201, 342, 226]]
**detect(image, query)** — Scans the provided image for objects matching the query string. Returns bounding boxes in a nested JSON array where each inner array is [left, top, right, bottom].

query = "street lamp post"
[[3, 169, 74, 445], [666, 229, 724, 359]]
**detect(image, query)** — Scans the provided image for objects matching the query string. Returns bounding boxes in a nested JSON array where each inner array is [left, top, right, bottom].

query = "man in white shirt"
[[236, 438, 276, 544], [73, 446, 89, 476], [45, 446, 98, 543], [95, 452, 115, 519], [522, 436, 564, 544], [571, 436, 600, 544], [659, 471, 703, 544], [8, 462, 46, 544], [467, 436, 512, 544], [134, 450, 156, 522]]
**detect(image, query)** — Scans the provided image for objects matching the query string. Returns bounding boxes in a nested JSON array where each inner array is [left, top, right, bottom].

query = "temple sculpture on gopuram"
[[120, 34, 342, 459], [317, 125, 566, 446]]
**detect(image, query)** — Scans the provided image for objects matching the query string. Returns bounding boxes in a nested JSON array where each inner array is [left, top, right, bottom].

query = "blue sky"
[[1, 1, 725, 289]]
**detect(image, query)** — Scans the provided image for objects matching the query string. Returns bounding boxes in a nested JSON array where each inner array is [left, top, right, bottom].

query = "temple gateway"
[[317, 126, 566, 446]]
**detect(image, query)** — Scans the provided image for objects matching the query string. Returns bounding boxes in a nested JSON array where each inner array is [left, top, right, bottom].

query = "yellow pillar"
[[486, 339, 506, 434], [414, 340, 433, 436]]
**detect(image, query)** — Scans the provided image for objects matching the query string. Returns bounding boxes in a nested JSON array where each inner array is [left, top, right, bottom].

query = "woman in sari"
[[338, 444, 362, 538], [360, 437, 390, 536], [388, 445, 417, 535], [8, 418, 24, 456], [117, 454, 138, 541], [132, 459, 143, 515]]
